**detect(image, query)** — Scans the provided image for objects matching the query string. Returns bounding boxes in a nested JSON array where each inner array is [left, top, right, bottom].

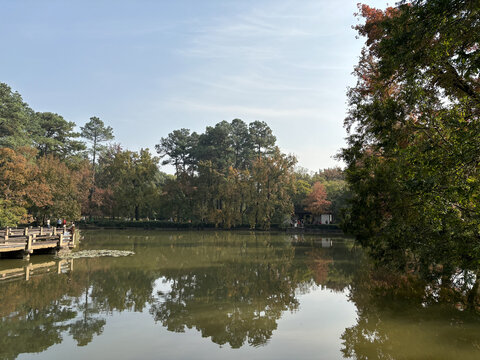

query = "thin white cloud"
[[154, 0, 354, 173], [179, 1, 324, 61], [167, 99, 325, 120], [180, 43, 280, 60], [294, 64, 352, 72], [183, 73, 332, 96]]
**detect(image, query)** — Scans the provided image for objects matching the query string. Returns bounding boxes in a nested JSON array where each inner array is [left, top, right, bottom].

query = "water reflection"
[[0, 258, 79, 360], [1, 231, 480, 359], [340, 262, 480, 359], [149, 237, 300, 348], [1, 232, 319, 358], [0, 259, 73, 282]]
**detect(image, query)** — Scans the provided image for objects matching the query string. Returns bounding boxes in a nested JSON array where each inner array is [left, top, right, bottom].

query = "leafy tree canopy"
[[340, 0, 480, 272]]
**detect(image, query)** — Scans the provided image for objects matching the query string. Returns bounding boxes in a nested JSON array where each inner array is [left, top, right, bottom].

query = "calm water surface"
[[1, 230, 480, 359]]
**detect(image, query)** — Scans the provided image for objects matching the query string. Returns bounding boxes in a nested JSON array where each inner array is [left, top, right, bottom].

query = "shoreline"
[[78, 224, 346, 235]]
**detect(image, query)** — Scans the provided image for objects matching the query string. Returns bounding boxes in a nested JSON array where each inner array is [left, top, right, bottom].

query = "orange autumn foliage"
[[0, 147, 52, 225], [304, 182, 331, 215]]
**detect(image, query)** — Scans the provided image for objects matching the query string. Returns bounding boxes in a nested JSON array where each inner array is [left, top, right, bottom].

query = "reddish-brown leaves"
[[304, 182, 331, 215]]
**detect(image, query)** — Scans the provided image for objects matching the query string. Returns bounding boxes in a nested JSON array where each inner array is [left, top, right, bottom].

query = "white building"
[[312, 214, 333, 224]]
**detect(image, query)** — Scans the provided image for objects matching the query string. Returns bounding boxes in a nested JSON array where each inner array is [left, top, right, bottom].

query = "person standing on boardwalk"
[[46, 219, 51, 229]]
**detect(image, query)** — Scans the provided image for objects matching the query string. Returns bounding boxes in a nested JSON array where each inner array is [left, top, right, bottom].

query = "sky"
[[1, 0, 390, 173]]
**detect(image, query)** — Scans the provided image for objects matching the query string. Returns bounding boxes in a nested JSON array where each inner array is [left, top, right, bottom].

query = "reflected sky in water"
[[22, 285, 355, 360]]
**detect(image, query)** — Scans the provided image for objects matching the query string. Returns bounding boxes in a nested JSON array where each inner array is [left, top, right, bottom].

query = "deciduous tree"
[[340, 1, 480, 273], [304, 182, 331, 216], [0, 147, 50, 226]]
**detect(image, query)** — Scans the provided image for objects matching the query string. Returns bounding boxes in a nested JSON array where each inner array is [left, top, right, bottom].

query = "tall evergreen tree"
[[33, 112, 85, 158], [0, 82, 35, 148], [81, 116, 114, 175]]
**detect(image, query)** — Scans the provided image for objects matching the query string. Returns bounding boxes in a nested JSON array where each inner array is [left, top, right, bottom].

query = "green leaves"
[[154, 120, 294, 228], [80, 116, 114, 146], [0, 83, 35, 148], [342, 1, 480, 273], [34, 112, 86, 158], [96, 147, 160, 220]]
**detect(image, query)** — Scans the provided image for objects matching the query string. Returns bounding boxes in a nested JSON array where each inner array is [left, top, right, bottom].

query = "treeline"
[[155, 120, 302, 228], [1, 82, 89, 226], [0, 82, 348, 229], [0, 82, 162, 227]]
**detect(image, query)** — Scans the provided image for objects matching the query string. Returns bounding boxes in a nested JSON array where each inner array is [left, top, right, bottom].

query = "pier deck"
[[0, 226, 76, 259]]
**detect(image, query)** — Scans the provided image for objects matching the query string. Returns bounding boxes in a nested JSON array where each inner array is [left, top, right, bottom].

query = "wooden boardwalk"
[[0, 226, 77, 259]]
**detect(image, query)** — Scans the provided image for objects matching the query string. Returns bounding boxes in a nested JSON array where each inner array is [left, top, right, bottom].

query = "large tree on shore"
[[0, 148, 51, 227], [34, 112, 85, 158], [97, 146, 160, 220], [81, 116, 114, 176], [81, 116, 114, 216], [249, 120, 276, 156], [246, 148, 296, 229], [304, 182, 331, 217], [155, 128, 197, 175], [340, 1, 480, 271], [0, 83, 35, 148]]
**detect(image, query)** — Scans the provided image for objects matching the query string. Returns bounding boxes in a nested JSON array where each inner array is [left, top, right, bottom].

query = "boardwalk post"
[[53, 227, 57, 235], [40, 227, 44, 236], [26, 235, 33, 253], [57, 261, 62, 274], [24, 227, 28, 236], [59, 233, 64, 248], [4, 227, 8, 242]]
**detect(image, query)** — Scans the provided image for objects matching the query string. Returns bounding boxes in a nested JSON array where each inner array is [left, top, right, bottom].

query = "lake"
[[1, 230, 480, 359]]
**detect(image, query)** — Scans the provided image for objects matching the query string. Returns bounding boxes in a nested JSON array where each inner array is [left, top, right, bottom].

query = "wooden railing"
[[0, 226, 77, 257]]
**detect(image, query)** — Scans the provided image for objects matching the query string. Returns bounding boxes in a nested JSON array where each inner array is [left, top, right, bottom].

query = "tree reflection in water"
[[2, 231, 480, 359], [146, 233, 367, 348], [149, 243, 300, 347], [0, 254, 161, 359], [339, 262, 480, 359], [0, 232, 319, 357], [297, 235, 480, 359]]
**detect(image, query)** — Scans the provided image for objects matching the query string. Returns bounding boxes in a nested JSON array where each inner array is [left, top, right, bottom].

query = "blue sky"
[[1, 0, 390, 173]]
